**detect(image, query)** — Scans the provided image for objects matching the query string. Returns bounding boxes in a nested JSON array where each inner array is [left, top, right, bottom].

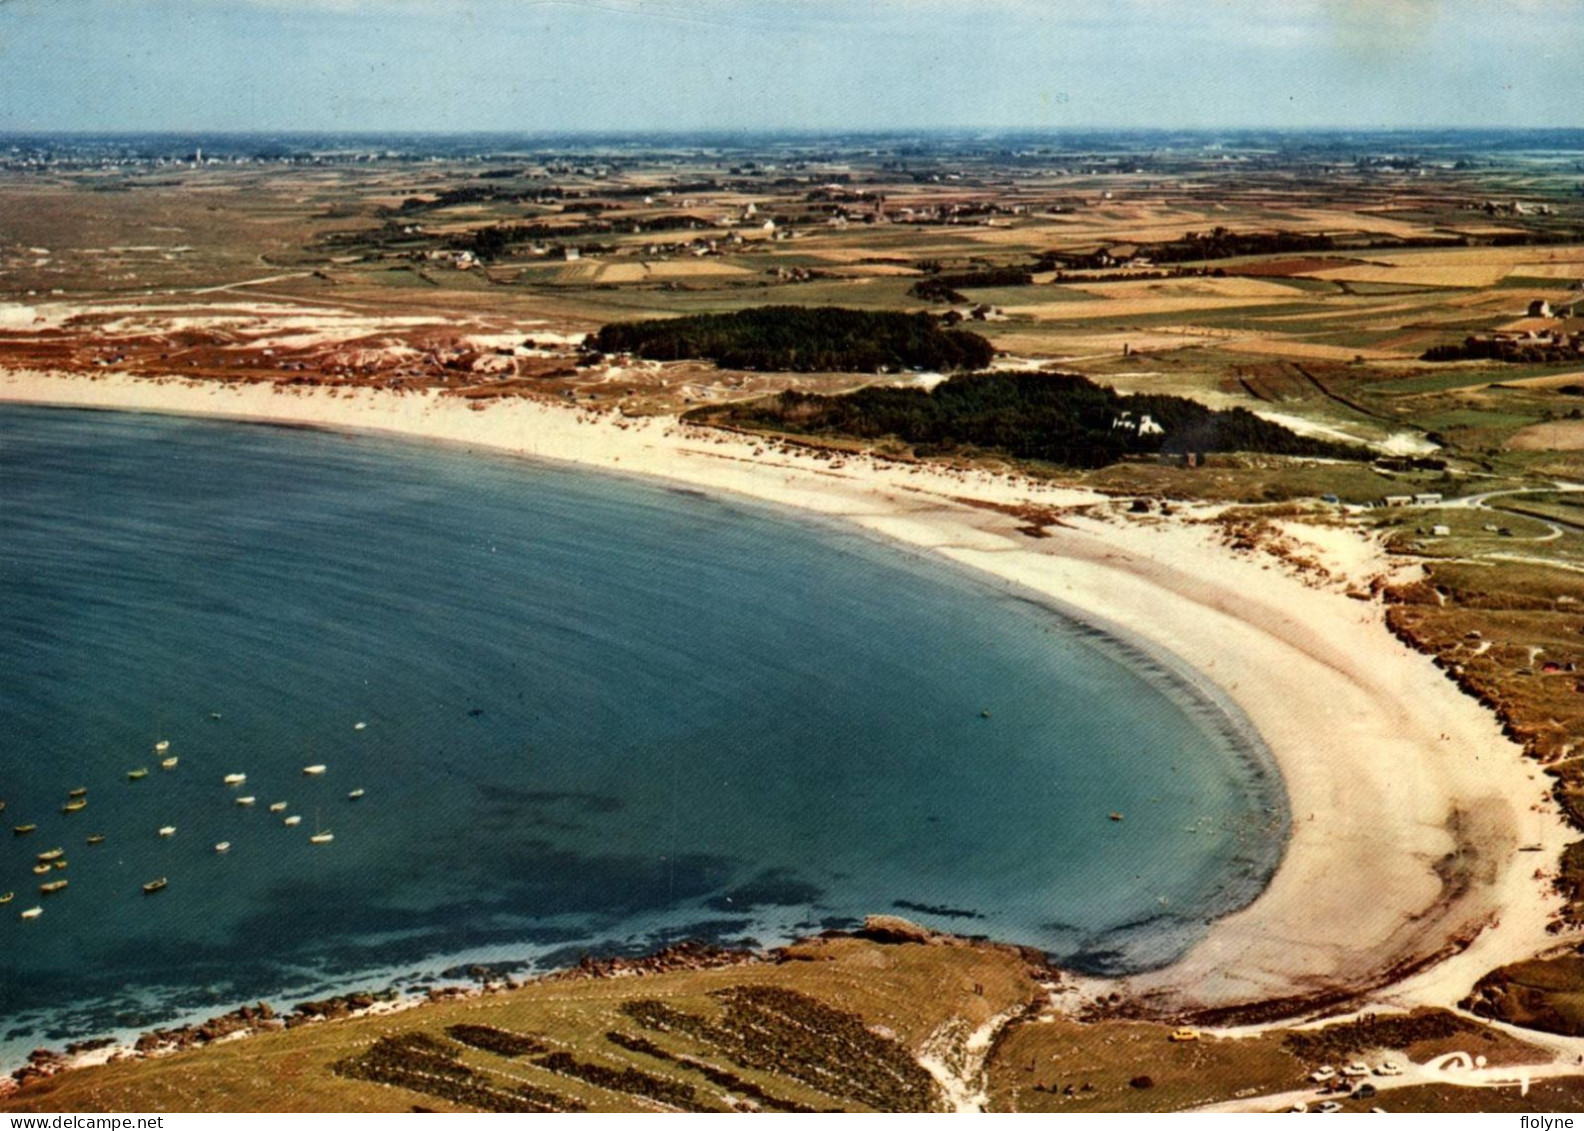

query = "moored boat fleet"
[[4, 729, 370, 920]]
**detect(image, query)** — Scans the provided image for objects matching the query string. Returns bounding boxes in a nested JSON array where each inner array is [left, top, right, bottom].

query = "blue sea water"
[[0, 405, 1285, 1064]]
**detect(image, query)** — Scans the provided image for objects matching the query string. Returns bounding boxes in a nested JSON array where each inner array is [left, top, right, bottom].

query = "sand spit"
[[0, 367, 1571, 1017]]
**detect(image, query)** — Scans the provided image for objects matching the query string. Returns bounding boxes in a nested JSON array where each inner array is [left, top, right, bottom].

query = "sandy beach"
[[0, 366, 1570, 1017]]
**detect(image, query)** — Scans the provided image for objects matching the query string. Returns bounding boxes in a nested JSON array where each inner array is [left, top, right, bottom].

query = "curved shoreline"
[[0, 368, 1571, 1021], [996, 591, 1290, 975]]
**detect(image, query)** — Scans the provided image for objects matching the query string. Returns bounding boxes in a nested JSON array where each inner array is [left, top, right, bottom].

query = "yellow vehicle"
[[1169, 1028, 1199, 1043]]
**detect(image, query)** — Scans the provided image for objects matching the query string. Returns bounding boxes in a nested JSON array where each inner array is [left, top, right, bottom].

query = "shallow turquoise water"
[[0, 405, 1284, 1061]]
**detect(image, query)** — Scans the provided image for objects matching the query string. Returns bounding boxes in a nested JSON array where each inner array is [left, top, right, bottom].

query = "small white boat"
[[283, 815, 302, 827], [157, 825, 176, 838], [354, 721, 367, 731], [348, 788, 365, 800], [214, 842, 230, 854], [235, 796, 256, 807], [20, 906, 42, 920], [310, 831, 334, 844], [223, 773, 246, 786], [269, 801, 288, 813], [161, 757, 179, 770], [302, 764, 327, 776], [154, 740, 170, 753]]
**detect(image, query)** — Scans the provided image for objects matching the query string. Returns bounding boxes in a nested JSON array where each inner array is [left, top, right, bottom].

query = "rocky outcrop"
[[858, 915, 938, 945], [134, 1001, 283, 1052], [542, 940, 761, 983]]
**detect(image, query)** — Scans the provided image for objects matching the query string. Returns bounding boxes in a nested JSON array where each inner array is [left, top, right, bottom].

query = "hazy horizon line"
[[6, 125, 1584, 139]]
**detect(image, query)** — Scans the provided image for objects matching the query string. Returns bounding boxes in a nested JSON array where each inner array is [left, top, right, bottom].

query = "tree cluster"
[[909, 267, 1035, 303], [1138, 227, 1339, 263], [396, 185, 546, 213], [1422, 336, 1583, 364], [707, 372, 1369, 468], [590, 306, 995, 373], [1105, 226, 1584, 267]]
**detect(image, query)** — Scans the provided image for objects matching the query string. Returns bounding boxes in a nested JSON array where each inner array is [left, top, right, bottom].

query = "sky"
[[0, 0, 1579, 133]]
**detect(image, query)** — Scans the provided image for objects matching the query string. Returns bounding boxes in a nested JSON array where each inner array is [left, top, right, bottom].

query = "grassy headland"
[[0, 926, 1559, 1114]]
